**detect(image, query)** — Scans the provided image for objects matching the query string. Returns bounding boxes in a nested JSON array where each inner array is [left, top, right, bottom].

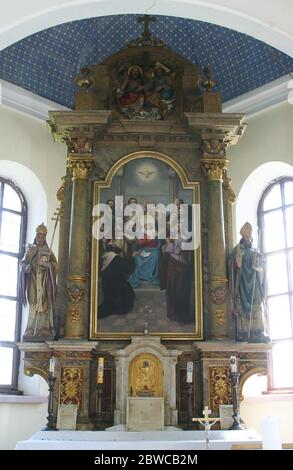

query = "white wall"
[[228, 102, 293, 243], [0, 106, 65, 449], [229, 102, 293, 443], [241, 395, 293, 443]]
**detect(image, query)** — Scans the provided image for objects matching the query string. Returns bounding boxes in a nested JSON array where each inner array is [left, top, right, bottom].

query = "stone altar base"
[[127, 397, 164, 431], [15, 429, 262, 450]]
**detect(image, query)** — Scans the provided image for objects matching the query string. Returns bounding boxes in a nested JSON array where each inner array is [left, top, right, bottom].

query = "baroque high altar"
[[19, 21, 270, 430]]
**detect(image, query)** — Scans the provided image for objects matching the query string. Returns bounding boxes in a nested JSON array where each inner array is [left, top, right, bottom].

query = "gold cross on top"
[[138, 15, 156, 39]]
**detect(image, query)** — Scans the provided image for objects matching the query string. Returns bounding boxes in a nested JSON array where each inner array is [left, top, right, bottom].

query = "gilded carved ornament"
[[60, 367, 83, 409], [74, 67, 93, 91], [69, 306, 81, 324], [56, 177, 65, 205], [24, 366, 49, 382], [67, 285, 84, 304], [202, 139, 226, 157], [199, 65, 217, 93], [69, 136, 93, 154], [215, 308, 225, 325], [68, 275, 87, 283], [210, 285, 227, 305], [209, 366, 233, 412], [67, 155, 94, 180], [223, 174, 236, 204], [201, 158, 228, 181], [47, 121, 70, 145]]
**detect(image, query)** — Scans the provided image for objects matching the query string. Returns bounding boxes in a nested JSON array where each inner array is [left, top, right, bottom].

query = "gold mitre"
[[36, 223, 47, 235], [240, 222, 252, 238]]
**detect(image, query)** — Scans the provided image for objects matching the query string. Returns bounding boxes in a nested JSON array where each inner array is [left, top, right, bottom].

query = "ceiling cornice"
[[223, 74, 291, 117], [1, 74, 291, 122]]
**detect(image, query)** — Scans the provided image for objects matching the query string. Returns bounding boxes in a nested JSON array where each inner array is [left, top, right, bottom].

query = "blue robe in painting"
[[128, 237, 160, 288]]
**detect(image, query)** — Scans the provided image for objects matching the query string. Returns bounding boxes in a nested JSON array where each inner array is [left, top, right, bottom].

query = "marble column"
[[65, 137, 94, 339], [201, 140, 229, 339], [55, 175, 71, 337]]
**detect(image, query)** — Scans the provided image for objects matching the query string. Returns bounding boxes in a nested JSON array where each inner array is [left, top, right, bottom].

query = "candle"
[[49, 356, 55, 376], [261, 416, 282, 450], [97, 357, 104, 384], [186, 361, 193, 383], [230, 356, 237, 373]]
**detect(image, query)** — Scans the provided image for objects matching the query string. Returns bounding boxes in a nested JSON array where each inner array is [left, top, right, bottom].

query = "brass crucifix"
[[138, 15, 156, 40]]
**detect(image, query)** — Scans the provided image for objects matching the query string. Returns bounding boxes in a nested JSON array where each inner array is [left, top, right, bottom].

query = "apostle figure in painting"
[[228, 222, 270, 342], [20, 223, 57, 341], [162, 232, 193, 324], [99, 241, 135, 318]]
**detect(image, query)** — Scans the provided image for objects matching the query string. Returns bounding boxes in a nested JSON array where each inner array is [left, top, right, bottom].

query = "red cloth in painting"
[[137, 236, 158, 248]]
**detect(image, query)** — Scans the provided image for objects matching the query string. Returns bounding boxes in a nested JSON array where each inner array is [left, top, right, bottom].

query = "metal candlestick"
[[229, 371, 244, 430], [43, 372, 57, 431], [186, 382, 193, 429], [93, 383, 103, 430]]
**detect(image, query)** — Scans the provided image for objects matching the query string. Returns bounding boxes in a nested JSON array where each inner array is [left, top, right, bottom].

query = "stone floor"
[[98, 282, 195, 333]]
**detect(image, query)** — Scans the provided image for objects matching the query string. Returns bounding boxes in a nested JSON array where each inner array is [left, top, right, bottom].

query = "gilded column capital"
[[223, 174, 236, 204], [201, 157, 228, 181], [67, 155, 94, 180]]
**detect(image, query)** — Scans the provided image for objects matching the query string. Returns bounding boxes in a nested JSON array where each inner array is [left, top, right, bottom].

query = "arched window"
[[0, 177, 27, 393], [258, 177, 293, 390]]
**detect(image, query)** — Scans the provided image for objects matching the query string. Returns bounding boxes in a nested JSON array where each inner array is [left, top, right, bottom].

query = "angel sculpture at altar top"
[[20, 223, 57, 341], [228, 222, 270, 343]]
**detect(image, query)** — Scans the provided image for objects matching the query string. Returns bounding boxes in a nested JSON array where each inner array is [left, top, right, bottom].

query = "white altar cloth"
[[15, 429, 262, 450]]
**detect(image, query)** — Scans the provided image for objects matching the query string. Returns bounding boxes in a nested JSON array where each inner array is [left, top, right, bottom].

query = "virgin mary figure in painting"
[[128, 216, 160, 288]]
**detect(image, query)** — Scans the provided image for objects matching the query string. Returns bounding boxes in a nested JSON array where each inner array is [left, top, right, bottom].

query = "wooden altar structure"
[[19, 23, 269, 430]]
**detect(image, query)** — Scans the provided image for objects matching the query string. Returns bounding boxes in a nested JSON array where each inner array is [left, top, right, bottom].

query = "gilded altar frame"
[[90, 151, 203, 339]]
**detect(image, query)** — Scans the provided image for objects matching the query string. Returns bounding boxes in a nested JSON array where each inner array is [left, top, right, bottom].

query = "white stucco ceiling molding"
[[223, 74, 292, 117], [0, 0, 293, 57], [0, 79, 68, 121], [1, 73, 290, 121]]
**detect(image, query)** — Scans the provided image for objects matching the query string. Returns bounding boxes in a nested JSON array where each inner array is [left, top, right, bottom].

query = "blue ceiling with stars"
[[0, 14, 293, 109]]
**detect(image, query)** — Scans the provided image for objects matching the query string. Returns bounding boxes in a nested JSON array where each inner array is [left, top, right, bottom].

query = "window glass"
[[0, 299, 17, 341], [0, 211, 21, 253], [266, 253, 288, 296], [3, 183, 22, 212], [285, 207, 293, 248], [0, 254, 18, 297], [267, 295, 292, 340], [263, 184, 282, 211], [263, 210, 285, 252], [0, 177, 26, 392], [284, 181, 293, 206], [272, 342, 293, 388]]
